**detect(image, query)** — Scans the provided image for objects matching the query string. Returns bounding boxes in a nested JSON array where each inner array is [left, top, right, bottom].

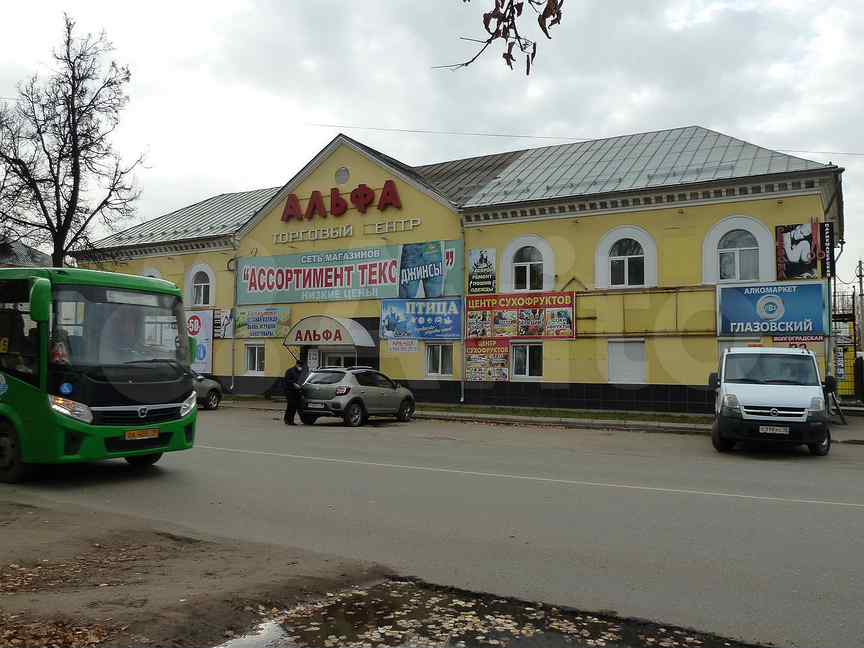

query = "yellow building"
[[76, 127, 845, 413]]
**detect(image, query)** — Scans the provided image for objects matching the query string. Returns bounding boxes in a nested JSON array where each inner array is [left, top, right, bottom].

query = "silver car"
[[192, 371, 223, 410], [300, 367, 415, 427]]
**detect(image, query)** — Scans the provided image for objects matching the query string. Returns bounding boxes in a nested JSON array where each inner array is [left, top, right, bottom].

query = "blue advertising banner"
[[718, 282, 827, 336], [380, 298, 462, 340]]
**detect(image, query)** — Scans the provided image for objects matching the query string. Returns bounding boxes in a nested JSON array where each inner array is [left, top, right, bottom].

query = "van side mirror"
[[29, 277, 51, 323], [824, 375, 837, 394], [708, 372, 720, 390]]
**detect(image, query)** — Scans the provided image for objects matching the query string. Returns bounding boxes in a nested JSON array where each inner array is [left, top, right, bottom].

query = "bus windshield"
[[51, 285, 190, 370]]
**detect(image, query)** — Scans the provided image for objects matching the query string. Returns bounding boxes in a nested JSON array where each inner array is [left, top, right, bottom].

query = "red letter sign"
[[377, 179, 402, 211], [304, 190, 328, 220], [282, 195, 303, 222], [330, 188, 348, 217], [350, 184, 375, 214]]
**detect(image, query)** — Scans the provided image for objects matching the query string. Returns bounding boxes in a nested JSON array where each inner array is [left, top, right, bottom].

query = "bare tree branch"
[[439, 0, 563, 74], [0, 13, 141, 266]]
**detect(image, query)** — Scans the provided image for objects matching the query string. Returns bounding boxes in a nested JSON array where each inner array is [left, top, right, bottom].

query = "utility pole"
[[857, 260, 864, 297]]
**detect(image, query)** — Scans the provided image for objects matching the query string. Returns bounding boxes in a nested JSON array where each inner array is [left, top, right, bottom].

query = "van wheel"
[[125, 453, 163, 468], [344, 403, 365, 427], [0, 421, 31, 483], [711, 422, 735, 453], [397, 399, 415, 422], [808, 431, 831, 456]]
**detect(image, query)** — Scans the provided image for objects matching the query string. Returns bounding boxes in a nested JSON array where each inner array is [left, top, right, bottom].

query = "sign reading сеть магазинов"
[[718, 282, 827, 336]]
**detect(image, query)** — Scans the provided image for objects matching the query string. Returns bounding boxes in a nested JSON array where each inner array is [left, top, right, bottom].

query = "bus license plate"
[[126, 429, 159, 441], [760, 425, 790, 435]]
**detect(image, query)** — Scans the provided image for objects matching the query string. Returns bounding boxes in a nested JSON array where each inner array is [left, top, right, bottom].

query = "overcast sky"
[[2, 0, 861, 282]]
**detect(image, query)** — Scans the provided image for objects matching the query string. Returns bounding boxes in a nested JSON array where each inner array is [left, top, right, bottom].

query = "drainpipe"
[[227, 236, 240, 393]]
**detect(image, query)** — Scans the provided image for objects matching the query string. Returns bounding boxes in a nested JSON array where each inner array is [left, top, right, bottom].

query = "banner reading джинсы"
[[718, 282, 827, 336], [236, 240, 463, 305]]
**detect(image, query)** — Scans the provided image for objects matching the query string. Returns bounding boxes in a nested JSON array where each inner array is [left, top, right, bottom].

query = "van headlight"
[[720, 393, 742, 418], [179, 392, 197, 418], [807, 395, 826, 421], [49, 395, 94, 424]]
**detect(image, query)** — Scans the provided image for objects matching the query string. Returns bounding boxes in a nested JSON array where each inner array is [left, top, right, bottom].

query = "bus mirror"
[[708, 372, 720, 390], [30, 278, 51, 323], [824, 375, 837, 394]]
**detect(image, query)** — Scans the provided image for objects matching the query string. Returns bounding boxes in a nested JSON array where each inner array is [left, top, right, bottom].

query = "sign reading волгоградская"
[[718, 282, 828, 336], [237, 240, 463, 305]]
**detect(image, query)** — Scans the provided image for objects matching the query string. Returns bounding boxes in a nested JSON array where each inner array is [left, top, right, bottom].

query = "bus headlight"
[[179, 392, 197, 418], [49, 396, 94, 424]]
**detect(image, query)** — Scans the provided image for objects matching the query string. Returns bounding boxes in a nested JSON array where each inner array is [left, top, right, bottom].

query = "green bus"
[[0, 268, 197, 482]]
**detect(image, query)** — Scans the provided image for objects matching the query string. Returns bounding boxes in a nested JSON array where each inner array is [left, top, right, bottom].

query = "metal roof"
[[93, 186, 281, 249], [0, 238, 50, 267], [87, 126, 835, 252], [415, 126, 832, 208]]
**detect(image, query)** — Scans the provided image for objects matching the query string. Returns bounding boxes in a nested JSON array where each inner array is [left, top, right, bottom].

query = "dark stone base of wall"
[[215, 375, 714, 415]]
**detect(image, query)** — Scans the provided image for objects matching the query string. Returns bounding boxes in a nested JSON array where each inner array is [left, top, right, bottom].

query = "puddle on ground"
[[215, 579, 760, 648]]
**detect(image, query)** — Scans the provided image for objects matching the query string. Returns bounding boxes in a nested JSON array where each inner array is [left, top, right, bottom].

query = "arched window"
[[609, 238, 645, 287], [192, 271, 211, 306], [595, 226, 658, 289], [702, 216, 774, 284], [718, 229, 759, 281], [512, 245, 544, 291]]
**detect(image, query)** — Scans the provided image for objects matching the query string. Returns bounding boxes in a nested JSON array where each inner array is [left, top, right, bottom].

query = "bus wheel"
[[125, 453, 163, 468], [0, 420, 30, 483]]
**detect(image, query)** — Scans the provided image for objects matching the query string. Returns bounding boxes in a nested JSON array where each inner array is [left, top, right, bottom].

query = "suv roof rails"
[[347, 365, 375, 370]]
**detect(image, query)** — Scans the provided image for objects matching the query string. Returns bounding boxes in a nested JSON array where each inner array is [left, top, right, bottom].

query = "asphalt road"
[[6, 409, 864, 648]]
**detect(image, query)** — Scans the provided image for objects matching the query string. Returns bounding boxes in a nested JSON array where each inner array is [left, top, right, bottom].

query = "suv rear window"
[[307, 370, 345, 385]]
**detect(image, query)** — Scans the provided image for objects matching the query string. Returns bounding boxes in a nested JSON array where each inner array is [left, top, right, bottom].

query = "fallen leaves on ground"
[[0, 612, 116, 648]]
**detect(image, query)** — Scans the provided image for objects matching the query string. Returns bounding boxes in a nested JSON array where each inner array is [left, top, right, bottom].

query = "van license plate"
[[125, 429, 159, 441], [760, 426, 790, 435]]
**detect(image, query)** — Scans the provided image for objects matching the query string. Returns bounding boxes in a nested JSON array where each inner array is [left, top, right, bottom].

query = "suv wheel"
[[344, 402, 365, 427], [205, 390, 221, 410], [808, 430, 831, 456], [0, 421, 30, 483], [300, 413, 319, 425], [396, 399, 415, 422]]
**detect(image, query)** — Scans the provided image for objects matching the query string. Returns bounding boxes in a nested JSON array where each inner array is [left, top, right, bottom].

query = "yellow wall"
[[464, 194, 824, 290], [85, 145, 831, 391]]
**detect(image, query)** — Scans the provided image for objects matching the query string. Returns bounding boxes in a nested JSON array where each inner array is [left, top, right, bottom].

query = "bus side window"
[[0, 280, 39, 385]]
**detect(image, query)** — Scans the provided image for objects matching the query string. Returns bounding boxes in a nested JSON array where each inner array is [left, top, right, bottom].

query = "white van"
[[709, 347, 834, 456]]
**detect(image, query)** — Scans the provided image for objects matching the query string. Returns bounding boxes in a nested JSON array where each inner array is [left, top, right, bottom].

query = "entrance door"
[[322, 350, 357, 368]]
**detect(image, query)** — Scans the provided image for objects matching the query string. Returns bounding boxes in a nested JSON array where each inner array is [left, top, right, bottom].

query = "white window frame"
[[187, 263, 216, 307], [702, 216, 775, 284], [426, 343, 454, 377], [595, 226, 658, 289], [245, 343, 265, 375], [511, 342, 543, 381], [717, 230, 759, 282], [608, 339, 647, 384], [608, 240, 646, 288], [501, 236, 555, 292]]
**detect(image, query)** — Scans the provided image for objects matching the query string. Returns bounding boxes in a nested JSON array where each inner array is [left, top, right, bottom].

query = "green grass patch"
[[416, 404, 713, 425]]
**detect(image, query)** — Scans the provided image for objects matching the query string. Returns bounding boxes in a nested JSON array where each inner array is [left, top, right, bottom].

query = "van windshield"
[[724, 353, 820, 386]]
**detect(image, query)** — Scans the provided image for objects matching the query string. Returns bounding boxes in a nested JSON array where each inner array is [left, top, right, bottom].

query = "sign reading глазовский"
[[718, 282, 827, 336]]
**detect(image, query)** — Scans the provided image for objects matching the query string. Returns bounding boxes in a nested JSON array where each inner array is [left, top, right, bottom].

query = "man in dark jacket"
[[283, 360, 306, 425]]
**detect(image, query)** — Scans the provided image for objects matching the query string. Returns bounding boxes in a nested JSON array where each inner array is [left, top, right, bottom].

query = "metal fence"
[[831, 290, 858, 401]]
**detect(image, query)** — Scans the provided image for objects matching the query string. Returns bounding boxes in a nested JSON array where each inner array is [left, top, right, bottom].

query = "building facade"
[[77, 127, 845, 413]]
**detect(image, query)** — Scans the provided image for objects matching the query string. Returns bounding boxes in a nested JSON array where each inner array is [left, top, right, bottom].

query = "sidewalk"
[[221, 398, 864, 443]]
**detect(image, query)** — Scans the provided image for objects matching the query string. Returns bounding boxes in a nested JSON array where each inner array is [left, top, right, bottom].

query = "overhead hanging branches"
[[438, 0, 563, 74]]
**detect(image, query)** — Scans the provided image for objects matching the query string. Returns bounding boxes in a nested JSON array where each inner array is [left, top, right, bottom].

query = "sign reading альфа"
[[718, 282, 827, 336]]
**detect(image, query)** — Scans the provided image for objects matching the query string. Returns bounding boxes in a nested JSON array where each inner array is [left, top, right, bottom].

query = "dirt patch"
[[0, 499, 388, 647]]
